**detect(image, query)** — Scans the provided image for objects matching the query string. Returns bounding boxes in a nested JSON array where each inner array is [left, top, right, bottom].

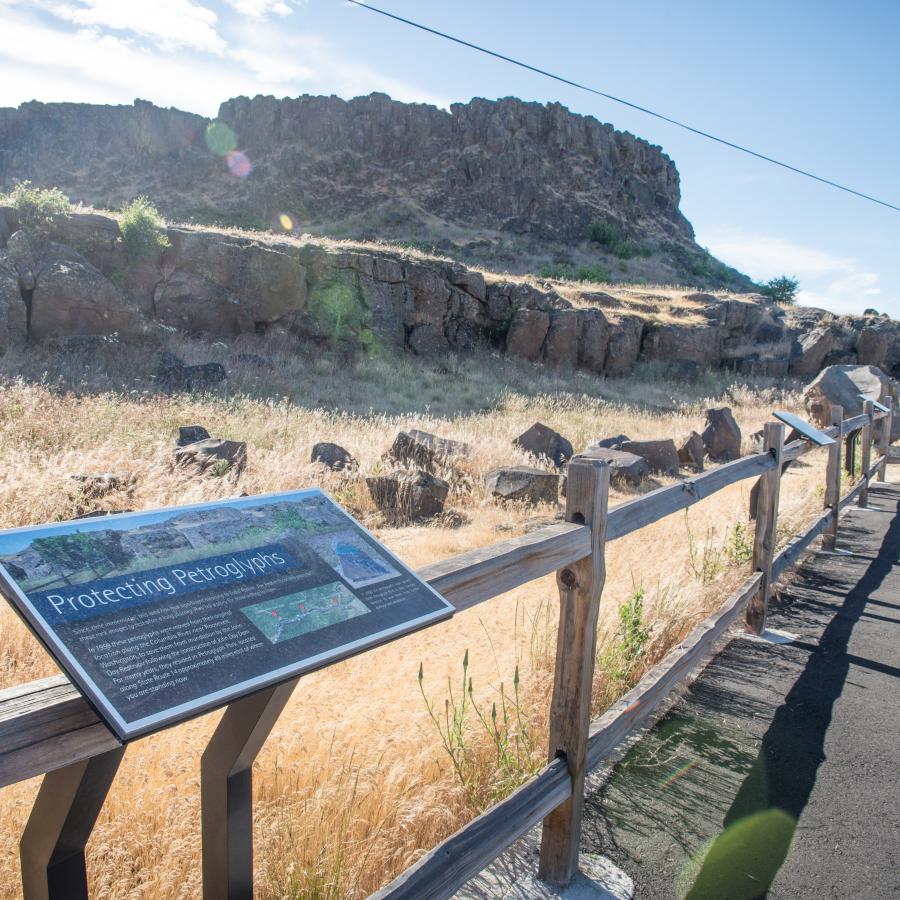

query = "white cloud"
[[224, 0, 297, 18], [0, 4, 448, 117], [702, 227, 890, 316], [50, 0, 225, 53]]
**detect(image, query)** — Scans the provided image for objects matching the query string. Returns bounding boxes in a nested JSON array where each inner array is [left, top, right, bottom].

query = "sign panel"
[[773, 411, 836, 446], [858, 394, 890, 414], [0, 489, 453, 740]]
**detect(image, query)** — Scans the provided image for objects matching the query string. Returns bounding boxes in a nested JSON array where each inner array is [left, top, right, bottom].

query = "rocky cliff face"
[[0, 95, 746, 285], [0, 208, 897, 381]]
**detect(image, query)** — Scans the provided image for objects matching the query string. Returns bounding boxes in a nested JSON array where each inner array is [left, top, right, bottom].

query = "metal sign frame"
[[773, 411, 836, 446]]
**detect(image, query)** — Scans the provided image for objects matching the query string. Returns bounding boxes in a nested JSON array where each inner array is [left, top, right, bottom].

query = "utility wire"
[[346, 0, 900, 214]]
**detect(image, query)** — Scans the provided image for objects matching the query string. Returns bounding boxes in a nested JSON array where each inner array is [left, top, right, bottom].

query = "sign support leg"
[[20, 746, 125, 900], [201, 678, 299, 900]]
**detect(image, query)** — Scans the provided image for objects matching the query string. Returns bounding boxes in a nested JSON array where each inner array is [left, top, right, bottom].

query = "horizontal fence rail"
[[0, 403, 893, 900]]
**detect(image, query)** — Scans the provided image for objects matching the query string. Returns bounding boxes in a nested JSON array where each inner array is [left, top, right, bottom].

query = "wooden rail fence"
[[0, 401, 894, 900]]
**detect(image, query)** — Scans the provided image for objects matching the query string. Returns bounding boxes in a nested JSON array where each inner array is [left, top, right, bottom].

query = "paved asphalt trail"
[[582, 481, 900, 900]]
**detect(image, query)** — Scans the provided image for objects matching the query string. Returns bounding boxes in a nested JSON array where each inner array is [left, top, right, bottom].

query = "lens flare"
[[278, 213, 294, 231], [205, 121, 237, 156], [225, 150, 252, 178]]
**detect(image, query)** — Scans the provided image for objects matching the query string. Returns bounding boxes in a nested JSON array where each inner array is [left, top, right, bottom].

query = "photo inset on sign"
[[307, 529, 400, 588], [242, 581, 369, 644]]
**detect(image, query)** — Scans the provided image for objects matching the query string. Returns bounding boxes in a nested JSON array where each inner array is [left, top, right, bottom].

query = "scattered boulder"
[[702, 408, 742, 462], [677, 431, 705, 472], [311, 441, 356, 471], [505, 309, 550, 361], [591, 434, 630, 450], [572, 447, 648, 486], [174, 439, 247, 475], [177, 425, 210, 446], [513, 422, 573, 468], [366, 470, 449, 522], [388, 429, 469, 470], [618, 438, 680, 476], [156, 353, 227, 391], [485, 466, 560, 505]]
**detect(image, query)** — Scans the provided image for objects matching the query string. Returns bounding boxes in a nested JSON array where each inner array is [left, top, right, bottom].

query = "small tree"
[[760, 275, 799, 304]]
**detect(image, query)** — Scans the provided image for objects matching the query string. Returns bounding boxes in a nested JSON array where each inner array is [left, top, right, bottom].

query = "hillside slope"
[[0, 94, 750, 288]]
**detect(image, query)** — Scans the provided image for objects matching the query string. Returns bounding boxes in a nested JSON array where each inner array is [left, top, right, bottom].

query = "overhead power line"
[[346, 0, 900, 215]]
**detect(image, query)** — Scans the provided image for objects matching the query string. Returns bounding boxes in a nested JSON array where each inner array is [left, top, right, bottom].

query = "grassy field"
[[0, 336, 829, 898]]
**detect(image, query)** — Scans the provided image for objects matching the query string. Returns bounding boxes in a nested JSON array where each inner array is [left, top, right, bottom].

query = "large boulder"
[[366, 470, 449, 522], [388, 429, 469, 470], [578, 309, 610, 373], [47, 213, 126, 276], [513, 422, 573, 467], [30, 256, 143, 340], [154, 271, 252, 336], [678, 431, 705, 472], [485, 466, 560, 505], [174, 439, 247, 475], [640, 323, 722, 366], [856, 327, 892, 368], [702, 408, 742, 462], [506, 308, 550, 361], [0, 257, 27, 352], [604, 315, 643, 376], [542, 309, 580, 368], [311, 442, 356, 471], [804, 365, 898, 437], [157, 353, 227, 391], [573, 447, 648, 486], [790, 327, 834, 376], [618, 439, 680, 476]]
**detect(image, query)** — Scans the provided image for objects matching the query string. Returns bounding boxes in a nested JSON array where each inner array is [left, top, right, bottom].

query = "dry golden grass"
[[0, 338, 828, 898]]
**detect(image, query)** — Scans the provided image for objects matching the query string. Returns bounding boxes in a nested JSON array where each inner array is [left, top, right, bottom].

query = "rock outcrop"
[[0, 208, 897, 382]]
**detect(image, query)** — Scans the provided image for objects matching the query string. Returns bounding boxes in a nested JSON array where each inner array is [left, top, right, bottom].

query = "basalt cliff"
[[0, 94, 747, 286]]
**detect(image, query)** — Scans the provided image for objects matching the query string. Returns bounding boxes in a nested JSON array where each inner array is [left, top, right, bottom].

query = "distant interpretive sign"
[[0, 490, 453, 740], [773, 411, 836, 446]]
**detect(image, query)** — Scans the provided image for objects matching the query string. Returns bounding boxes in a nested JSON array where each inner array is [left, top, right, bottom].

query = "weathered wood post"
[[859, 400, 874, 507], [877, 399, 893, 482], [201, 678, 299, 900], [20, 747, 125, 900], [538, 458, 609, 887], [823, 405, 843, 551], [746, 421, 784, 635]]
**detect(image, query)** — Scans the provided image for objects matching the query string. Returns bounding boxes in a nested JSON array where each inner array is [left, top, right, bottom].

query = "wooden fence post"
[[859, 400, 874, 507], [823, 405, 843, 550], [538, 458, 609, 888], [877, 399, 893, 482], [746, 421, 784, 635]]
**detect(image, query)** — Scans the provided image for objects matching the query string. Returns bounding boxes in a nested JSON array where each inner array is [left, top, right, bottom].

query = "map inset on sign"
[[307, 529, 400, 587], [0, 489, 453, 740], [242, 581, 369, 643]]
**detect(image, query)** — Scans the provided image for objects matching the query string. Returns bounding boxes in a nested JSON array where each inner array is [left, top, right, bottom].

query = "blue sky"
[[1, 0, 898, 316]]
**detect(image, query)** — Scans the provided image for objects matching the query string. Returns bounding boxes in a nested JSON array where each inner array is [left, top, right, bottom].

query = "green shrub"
[[760, 275, 799, 304], [119, 196, 170, 263], [306, 272, 375, 350], [538, 262, 611, 283], [587, 217, 651, 260], [2, 181, 71, 232]]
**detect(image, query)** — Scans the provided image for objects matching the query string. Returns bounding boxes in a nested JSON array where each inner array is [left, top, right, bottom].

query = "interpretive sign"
[[0, 489, 453, 740], [773, 411, 836, 446]]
